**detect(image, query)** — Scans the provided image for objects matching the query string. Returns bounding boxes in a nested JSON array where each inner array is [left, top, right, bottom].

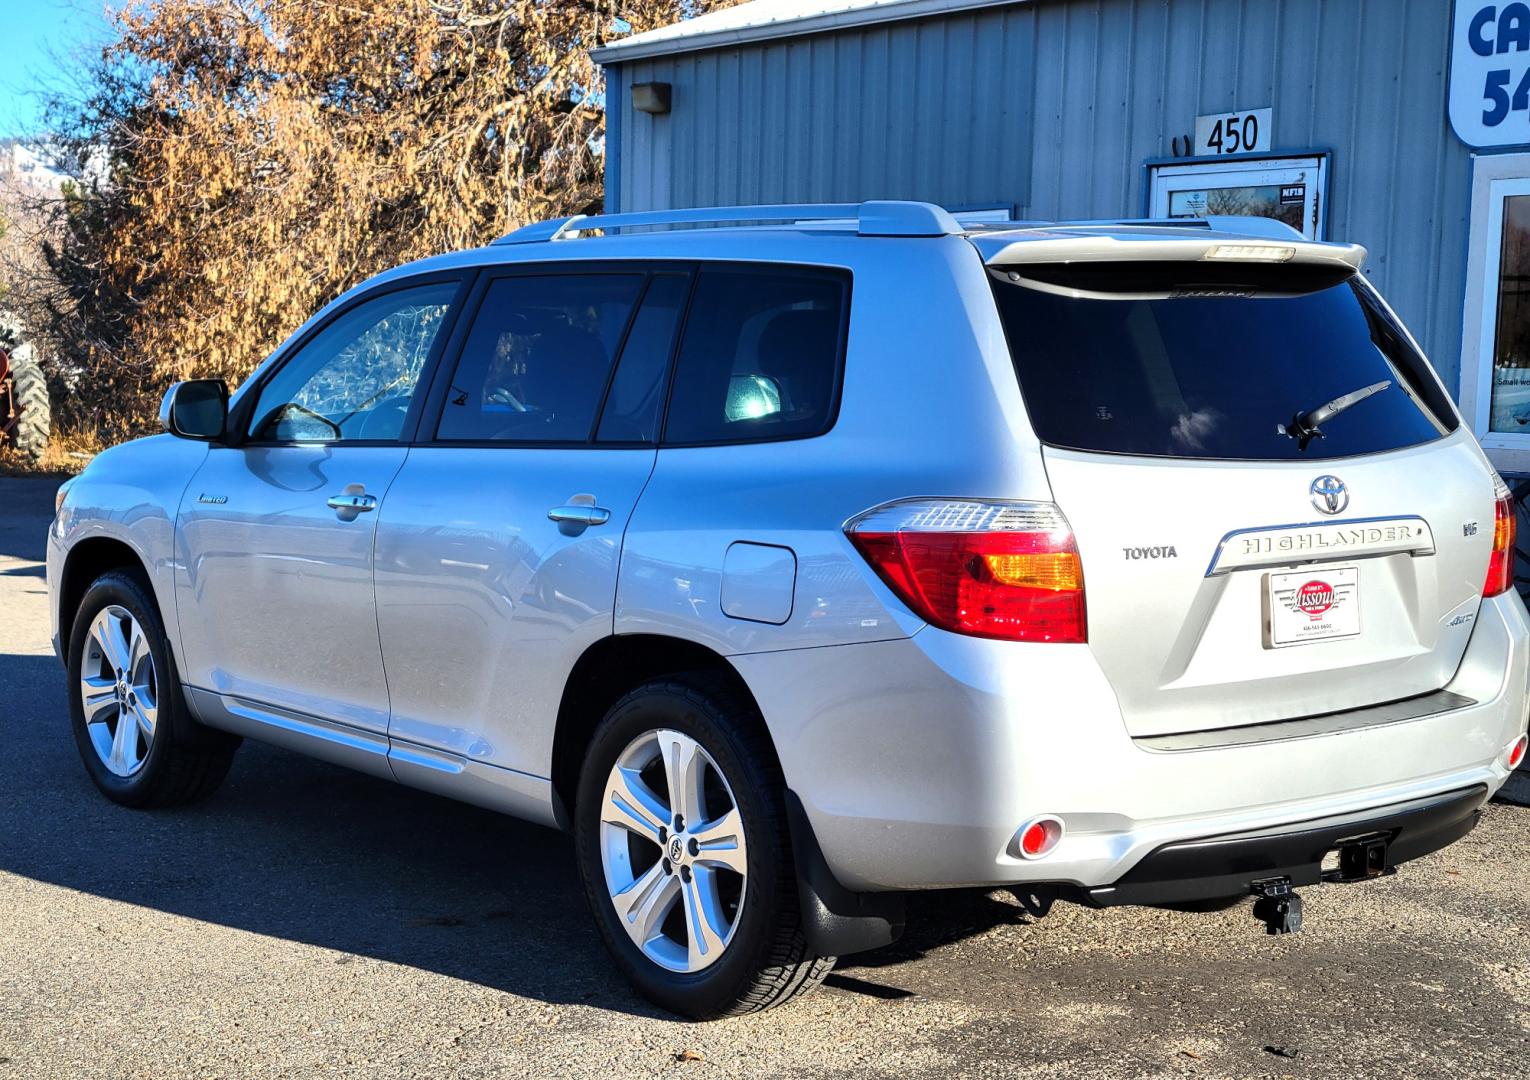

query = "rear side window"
[[437, 274, 644, 443], [663, 268, 847, 445], [989, 268, 1455, 461]]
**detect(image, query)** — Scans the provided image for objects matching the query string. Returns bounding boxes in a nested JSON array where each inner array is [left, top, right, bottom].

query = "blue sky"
[[0, 1, 113, 138]]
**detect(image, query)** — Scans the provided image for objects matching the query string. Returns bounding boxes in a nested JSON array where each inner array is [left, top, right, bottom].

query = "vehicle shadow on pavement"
[[0, 645, 1028, 1018], [0, 654, 665, 1016]]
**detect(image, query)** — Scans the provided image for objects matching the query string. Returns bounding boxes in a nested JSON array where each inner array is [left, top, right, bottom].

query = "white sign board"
[[1451, 3, 1530, 147], [1192, 108, 1272, 156]]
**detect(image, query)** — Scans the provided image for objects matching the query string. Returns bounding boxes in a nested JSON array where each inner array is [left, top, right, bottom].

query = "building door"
[[1148, 155, 1328, 240]]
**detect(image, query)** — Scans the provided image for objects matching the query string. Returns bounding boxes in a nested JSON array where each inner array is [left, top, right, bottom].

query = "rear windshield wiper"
[[1279, 380, 1391, 450]]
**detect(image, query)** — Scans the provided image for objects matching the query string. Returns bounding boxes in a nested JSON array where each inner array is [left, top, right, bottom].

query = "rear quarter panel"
[[615, 235, 1053, 654]]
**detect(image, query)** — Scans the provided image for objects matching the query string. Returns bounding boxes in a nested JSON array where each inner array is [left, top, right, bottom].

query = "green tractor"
[[0, 336, 49, 462]]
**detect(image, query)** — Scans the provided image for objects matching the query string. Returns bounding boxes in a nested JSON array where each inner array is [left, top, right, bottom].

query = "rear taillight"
[[845, 499, 1086, 643], [1485, 477, 1516, 598]]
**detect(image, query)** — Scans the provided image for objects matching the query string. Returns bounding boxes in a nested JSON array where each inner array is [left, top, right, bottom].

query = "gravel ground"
[[1, 475, 1527, 1079]]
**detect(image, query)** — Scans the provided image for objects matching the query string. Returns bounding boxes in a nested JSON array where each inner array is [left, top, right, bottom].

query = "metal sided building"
[[592, 0, 1530, 475]]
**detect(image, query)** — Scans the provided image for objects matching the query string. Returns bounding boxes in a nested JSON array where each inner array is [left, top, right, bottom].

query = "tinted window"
[[438, 274, 644, 442], [990, 271, 1452, 460], [249, 282, 457, 442], [664, 269, 846, 444], [597, 274, 689, 443]]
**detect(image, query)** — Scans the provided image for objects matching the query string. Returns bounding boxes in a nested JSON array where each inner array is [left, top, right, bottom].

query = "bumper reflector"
[[1012, 816, 1064, 860]]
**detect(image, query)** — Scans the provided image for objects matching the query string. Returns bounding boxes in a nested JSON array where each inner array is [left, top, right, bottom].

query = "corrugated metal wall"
[[608, 0, 1475, 389]]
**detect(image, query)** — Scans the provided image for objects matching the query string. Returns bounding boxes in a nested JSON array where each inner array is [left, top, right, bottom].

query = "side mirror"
[[159, 379, 228, 440]]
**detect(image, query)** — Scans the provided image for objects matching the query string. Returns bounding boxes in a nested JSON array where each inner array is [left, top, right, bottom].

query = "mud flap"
[[784, 789, 905, 957]]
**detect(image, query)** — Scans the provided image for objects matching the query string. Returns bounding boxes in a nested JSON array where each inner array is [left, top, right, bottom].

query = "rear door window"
[[989, 267, 1455, 460], [596, 273, 690, 444], [663, 267, 847, 445], [437, 273, 644, 443]]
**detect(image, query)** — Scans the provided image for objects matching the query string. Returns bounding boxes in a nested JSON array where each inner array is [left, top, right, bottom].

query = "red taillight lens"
[[1509, 734, 1527, 770], [846, 500, 1086, 643], [1485, 478, 1516, 598]]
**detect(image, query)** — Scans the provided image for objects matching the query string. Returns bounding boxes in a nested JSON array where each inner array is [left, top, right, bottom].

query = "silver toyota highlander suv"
[[47, 202, 1530, 1018]]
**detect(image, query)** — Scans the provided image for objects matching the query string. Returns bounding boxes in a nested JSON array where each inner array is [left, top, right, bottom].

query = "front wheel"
[[67, 570, 239, 808], [574, 676, 832, 1018]]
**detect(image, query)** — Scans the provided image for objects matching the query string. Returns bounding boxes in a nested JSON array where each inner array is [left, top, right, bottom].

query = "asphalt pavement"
[[0, 475, 1527, 1078]]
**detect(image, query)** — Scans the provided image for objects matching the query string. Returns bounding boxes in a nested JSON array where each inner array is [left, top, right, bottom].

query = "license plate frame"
[[1264, 565, 1360, 648]]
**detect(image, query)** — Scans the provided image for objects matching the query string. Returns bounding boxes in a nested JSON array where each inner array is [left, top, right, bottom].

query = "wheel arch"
[[58, 536, 155, 654], [550, 634, 775, 828], [552, 631, 906, 959]]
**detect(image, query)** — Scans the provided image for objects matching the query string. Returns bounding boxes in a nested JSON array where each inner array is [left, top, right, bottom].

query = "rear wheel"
[[67, 570, 238, 807], [574, 676, 832, 1018]]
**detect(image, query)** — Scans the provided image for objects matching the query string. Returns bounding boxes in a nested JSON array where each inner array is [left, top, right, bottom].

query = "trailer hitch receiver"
[[1251, 877, 1303, 935]]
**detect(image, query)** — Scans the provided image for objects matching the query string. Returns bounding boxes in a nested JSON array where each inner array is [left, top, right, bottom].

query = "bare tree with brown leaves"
[[12, 0, 719, 443]]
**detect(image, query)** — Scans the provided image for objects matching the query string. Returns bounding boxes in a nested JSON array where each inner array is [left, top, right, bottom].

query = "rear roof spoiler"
[[976, 229, 1366, 273]]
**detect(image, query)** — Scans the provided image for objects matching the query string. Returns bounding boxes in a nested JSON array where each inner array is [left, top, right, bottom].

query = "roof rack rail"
[[491, 201, 963, 245]]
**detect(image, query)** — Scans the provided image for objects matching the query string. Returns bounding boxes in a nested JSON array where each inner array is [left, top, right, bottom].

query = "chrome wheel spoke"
[[132, 699, 156, 739], [657, 729, 707, 827], [108, 705, 138, 772], [690, 808, 747, 874], [682, 869, 729, 969], [91, 612, 131, 675], [80, 674, 118, 726], [127, 624, 152, 687], [611, 860, 680, 946], [601, 766, 669, 842]]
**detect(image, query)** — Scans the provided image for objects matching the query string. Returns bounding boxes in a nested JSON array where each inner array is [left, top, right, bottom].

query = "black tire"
[[9, 348, 49, 461], [66, 569, 239, 808], [574, 674, 833, 1018]]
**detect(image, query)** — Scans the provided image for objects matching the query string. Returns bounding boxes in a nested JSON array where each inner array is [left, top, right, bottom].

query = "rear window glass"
[[989, 269, 1456, 461], [663, 268, 847, 445]]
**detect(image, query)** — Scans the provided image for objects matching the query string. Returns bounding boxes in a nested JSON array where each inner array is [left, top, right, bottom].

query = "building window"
[[1147, 154, 1328, 241], [1461, 153, 1530, 473]]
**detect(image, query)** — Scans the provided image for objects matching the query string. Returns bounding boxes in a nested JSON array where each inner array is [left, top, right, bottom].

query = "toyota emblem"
[[1310, 474, 1349, 516]]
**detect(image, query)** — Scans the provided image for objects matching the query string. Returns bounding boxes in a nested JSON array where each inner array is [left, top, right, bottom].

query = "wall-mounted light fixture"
[[632, 82, 672, 115]]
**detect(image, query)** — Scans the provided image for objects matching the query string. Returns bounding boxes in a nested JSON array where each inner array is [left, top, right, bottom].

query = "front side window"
[[437, 274, 645, 443], [249, 281, 458, 442], [663, 268, 847, 444]]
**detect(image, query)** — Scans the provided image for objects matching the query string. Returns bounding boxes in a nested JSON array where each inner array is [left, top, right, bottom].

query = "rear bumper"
[[734, 591, 1529, 893], [1086, 784, 1488, 906]]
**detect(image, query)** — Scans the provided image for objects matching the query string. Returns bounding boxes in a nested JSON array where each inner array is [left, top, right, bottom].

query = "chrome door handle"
[[547, 504, 611, 527], [327, 493, 377, 513]]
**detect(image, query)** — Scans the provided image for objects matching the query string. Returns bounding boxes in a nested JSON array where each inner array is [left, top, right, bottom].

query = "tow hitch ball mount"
[[1250, 834, 1393, 935], [1251, 878, 1303, 935]]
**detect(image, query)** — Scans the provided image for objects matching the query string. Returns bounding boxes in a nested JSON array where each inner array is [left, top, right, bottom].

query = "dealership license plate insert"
[[1265, 566, 1360, 648]]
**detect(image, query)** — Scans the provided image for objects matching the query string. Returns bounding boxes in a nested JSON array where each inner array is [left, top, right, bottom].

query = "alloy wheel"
[[79, 605, 158, 777], [598, 728, 748, 973]]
